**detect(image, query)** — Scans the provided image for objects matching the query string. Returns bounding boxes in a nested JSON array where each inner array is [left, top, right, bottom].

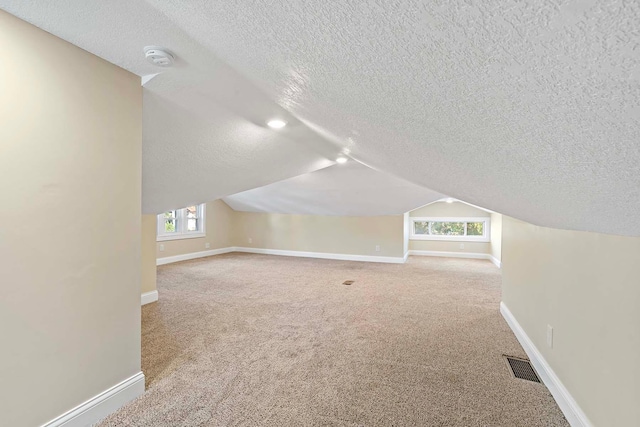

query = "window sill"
[[410, 236, 490, 243], [157, 233, 205, 242]]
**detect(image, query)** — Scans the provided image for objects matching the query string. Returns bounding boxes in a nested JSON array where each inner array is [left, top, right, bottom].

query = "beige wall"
[[410, 201, 491, 218], [410, 240, 490, 254], [142, 215, 157, 294], [490, 212, 502, 262], [0, 10, 142, 427], [502, 217, 640, 426], [157, 199, 235, 258], [408, 202, 491, 254], [155, 203, 405, 260], [155, 201, 495, 261], [233, 212, 405, 258]]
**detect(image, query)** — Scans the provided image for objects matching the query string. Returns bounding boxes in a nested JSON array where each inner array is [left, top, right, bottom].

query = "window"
[[157, 204, 206, 241], [410, 217, 490, 242]]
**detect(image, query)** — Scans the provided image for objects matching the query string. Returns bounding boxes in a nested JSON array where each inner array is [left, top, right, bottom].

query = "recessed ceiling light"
[[267, 119, 287, 129], [446, 198, 454, 203], [336, 156, 348, 164]]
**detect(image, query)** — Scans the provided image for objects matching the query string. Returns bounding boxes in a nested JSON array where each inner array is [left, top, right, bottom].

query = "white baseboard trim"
[[500, 302, 592, 427], [156, 246, 406, 265], [42, 371, 145, 427], [489, 255, 502, 268], [408, 249, 502, 268], [141, 290, 158, 306], [233, 247, 406, 264], [156, 247, 502, 267], [157, 247, 235, 265]]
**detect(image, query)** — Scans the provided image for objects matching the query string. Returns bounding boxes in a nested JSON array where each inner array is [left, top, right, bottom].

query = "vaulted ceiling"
[[2, 1, 639, 235], [224, 162, 445, 216]]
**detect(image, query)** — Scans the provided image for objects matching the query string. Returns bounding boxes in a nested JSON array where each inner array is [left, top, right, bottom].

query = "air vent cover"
[[504, 356, 541, 383]]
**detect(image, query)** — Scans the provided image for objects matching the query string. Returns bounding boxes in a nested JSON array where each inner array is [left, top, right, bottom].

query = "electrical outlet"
[[460, 243, 464, 249], [248, 237, 252, 244], [205, 242, 210, 249], [375, 245, 380, 252], [159, 244, 164, 252], [547, 325, 553, 348]]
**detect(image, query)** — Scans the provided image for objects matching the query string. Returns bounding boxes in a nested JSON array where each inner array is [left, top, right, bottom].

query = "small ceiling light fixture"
[[336, 156, 348, 164], [267, 119, 287, 129], [144, 46, 175, 67], [446, 198, 455, 203]]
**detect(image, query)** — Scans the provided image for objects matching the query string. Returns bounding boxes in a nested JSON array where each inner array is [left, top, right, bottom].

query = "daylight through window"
[[410, 217, 489, 242], [157, 204, 206, 241]]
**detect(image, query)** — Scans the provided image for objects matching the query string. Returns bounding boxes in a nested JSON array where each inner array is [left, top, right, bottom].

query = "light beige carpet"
[[99, 254, 568, 426]]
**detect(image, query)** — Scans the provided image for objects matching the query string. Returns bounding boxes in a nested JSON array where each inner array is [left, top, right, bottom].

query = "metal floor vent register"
[[504, 356, 541, 383]]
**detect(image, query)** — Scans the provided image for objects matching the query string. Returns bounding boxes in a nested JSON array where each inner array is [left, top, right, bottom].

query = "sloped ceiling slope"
[[0, 1, 341, 213], [2, 1, 639, 235], [224, 162, 445, 216]]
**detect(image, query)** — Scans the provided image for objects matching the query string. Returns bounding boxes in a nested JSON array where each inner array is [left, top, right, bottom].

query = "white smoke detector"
[[144, 46, 175, 67]]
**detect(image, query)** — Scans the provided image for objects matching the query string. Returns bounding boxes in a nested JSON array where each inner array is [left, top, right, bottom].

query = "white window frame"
[[409, 217, 490, 242], [157, 203, 206, 241]]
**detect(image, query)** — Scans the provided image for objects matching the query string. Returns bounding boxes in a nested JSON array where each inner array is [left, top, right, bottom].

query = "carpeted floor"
[[99, 254, 568, 426]]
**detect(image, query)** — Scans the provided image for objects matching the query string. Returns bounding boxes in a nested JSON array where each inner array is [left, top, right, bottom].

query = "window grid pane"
[[164, 219, 176, 233], [466, 222, 484, 236], [186, 206, 198, 219], [414, 221, 430, 235], [430, 221, 465, 236]]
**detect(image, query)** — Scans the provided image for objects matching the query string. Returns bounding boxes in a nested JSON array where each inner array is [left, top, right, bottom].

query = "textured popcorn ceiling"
[[2, 1, 639, 235], [224, 162, 445, 216]]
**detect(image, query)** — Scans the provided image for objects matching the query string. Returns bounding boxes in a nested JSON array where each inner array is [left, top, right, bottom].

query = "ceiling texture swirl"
[[2, 0, 639, 235]]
